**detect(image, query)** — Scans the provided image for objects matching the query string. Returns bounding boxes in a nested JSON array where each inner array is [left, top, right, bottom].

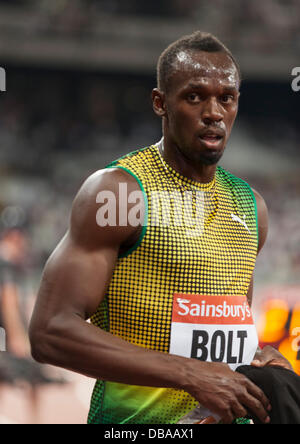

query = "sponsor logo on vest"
[[177, 297, 251, 322], [231, 213, 250, 233]]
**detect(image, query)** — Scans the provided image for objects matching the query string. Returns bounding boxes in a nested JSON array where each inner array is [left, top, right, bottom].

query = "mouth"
[[199, 133, 224, 149], [200, 136, 223, 149]]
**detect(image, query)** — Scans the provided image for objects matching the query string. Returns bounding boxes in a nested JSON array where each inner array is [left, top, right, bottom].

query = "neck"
[[158, 137, 217, 184]]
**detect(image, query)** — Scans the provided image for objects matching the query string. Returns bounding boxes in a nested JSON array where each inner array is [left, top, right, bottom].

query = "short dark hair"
[[157, 31, 241, 92]]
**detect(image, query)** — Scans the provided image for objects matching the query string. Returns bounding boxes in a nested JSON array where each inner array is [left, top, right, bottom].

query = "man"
[[29, 31, 292, 424], [0, 228, 30, 357]]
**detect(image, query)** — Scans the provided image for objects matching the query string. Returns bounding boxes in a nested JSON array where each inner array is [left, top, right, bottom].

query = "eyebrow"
[[185, 82, 239, 93]]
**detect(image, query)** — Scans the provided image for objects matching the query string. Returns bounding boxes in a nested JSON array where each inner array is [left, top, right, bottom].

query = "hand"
[[251, 346, 293, 371], [185, 361, 271, 424]]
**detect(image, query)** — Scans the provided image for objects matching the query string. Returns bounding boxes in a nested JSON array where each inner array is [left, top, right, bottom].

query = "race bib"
[[169, 294, 258, 370]]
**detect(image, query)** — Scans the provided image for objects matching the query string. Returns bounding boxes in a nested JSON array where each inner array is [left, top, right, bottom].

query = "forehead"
[[168, 50, 239, 92]]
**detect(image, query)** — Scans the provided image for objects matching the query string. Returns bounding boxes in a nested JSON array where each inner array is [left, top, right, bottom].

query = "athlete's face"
[[153, 51, 240, 166]]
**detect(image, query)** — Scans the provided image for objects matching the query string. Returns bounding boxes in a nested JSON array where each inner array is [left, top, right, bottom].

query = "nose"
[[202, 97, 223, 124]]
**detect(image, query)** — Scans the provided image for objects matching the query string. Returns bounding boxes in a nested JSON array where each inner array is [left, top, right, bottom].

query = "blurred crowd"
[[252, 175, 300, 285], [0, 0, 300, 52]]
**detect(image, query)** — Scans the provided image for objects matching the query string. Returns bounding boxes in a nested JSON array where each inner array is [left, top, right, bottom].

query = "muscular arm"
[[29, 170, 271, 423], [29, 168, 191, 387]]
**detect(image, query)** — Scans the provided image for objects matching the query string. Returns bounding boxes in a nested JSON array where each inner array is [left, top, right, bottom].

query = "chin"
[[196, 150, 224, 166]]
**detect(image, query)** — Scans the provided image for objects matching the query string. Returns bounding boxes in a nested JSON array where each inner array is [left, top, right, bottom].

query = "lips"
[[201, 134, 222, 142], [199, 128, 225, 148]]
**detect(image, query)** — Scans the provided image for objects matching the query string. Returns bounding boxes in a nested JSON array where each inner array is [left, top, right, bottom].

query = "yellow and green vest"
[[88, 144, 258, 424]]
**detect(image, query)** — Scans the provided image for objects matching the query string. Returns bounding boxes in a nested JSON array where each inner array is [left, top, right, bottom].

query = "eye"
[[220, 94, 234, 104], [187, 93, 201, 103]]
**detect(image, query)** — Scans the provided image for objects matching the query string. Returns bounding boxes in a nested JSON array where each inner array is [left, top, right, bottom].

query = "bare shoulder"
[[251, 188, 269, 253], [70, 167, 145, 250]]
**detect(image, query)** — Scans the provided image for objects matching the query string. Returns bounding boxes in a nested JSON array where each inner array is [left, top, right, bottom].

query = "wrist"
[[173, 357, 222, 394]]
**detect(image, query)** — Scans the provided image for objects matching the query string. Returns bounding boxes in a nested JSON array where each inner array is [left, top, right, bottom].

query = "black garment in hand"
[[236, 365, 300, 424]]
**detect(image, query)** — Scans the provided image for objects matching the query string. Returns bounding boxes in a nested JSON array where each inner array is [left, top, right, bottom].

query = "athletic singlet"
[[87, 143, 259, 424]]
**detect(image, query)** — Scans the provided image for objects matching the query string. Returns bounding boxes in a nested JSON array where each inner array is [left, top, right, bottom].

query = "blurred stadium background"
[[0, 0, 299, 423]]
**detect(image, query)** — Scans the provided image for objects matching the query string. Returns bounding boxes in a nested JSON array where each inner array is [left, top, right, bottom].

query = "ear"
[[151, 88, 167, 117]]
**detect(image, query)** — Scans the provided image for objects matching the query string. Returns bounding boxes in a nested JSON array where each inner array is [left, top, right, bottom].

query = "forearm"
[[2, 283, 29, 342], [29, 300, 273, 425], [30, 313, 193, 391]]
